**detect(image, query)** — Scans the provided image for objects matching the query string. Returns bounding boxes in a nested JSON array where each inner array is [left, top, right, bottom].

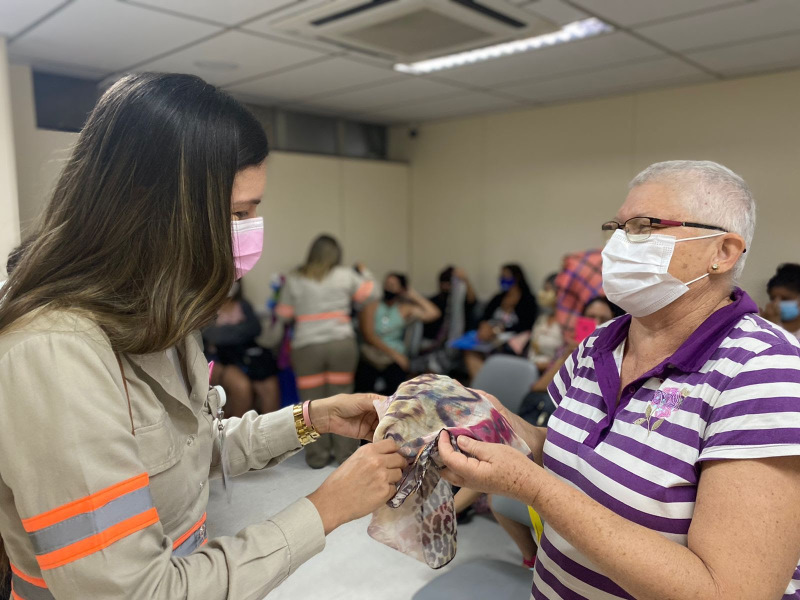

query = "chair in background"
[[470, 354, 539, 414]]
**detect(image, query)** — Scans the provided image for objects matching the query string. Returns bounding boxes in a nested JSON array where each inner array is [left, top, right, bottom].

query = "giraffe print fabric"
[[367, 374, 533, 568]]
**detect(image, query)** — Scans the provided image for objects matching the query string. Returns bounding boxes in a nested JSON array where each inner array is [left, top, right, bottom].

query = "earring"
[[711, 264, 719, 271]]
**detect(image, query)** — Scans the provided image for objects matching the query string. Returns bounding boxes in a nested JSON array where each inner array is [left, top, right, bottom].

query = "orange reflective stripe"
[[353, 280, 374, 303], [296, 311, 350, 323], [21, 473, 150, 532], [296, 373, 326, 390], [11, 590, 23, 600], [274, 303, 294, 319], [9, 565, 46, 588], [325, 372, 354, 385], [36, 507, 159, 571], [172, 513, 206, 550]]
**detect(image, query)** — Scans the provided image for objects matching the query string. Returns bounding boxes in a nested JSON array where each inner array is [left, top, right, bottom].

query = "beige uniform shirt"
[[0, 309, 326, 599], [275, 266, 379, 350]]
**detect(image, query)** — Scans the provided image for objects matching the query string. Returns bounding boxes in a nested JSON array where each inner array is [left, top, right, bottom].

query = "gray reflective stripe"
[[172, 524, 207, 558], [28, 487, 154, 556], [11, 574, 55, 600]]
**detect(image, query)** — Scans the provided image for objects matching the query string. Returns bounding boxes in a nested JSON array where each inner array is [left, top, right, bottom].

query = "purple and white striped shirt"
[[534, 288, 800, 599]]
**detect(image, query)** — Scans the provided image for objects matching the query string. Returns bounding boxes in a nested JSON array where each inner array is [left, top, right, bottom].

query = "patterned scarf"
[[368, 374, 532, 568]]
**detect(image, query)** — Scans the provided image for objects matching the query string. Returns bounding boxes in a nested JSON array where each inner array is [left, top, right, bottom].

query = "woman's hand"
[[307, 439, 407, 534], [393, 353, 410, 372], [477, 321, 496, 342], [309, 393, 384, 441], [438, 434, 541, 503]]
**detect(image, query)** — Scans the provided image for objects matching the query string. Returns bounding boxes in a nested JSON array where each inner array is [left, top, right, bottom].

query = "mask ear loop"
[[673, 232, 727, 243], [674, 232, 727, 286]]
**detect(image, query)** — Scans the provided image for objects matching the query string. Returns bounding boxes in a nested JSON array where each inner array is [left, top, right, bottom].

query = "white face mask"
[[601, 229, 725, 317]]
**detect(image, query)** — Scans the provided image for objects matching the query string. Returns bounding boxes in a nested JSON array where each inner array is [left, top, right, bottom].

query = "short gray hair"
[[629, 160, 756, 280]]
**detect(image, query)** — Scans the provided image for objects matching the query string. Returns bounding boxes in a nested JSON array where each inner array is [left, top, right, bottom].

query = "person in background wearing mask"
[[275, 234, 379, 469], [423, 266, 478, 343], [0, 74, 405, 599], [464, 263, 539, 380], [203, 280, 280, 418], [438, 161, 800, 600], [357, 273, 441, 394], [528, 273, 562, 372], [762, 263, 800, 341]]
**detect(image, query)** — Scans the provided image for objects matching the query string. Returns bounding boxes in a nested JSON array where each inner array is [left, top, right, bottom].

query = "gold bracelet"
[[293, 403, 320, 446]]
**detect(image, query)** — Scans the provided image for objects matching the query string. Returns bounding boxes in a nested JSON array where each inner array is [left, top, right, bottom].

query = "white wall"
[[0, 40, 21, 277], [245, 152, 409, 313], [10, 64, 78, 234], [391, 68, 800, 305], [10, 64, 409, 315]]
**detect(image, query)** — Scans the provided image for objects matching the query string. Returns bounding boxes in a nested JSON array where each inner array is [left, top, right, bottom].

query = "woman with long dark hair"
[[0, 74, 404, 599]]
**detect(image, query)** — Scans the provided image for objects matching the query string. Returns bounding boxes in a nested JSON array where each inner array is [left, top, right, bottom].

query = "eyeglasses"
[[601, 216, 728, 242]]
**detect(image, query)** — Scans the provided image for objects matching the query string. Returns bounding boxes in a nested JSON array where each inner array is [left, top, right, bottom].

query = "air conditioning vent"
[[270, 0, 558, 62]]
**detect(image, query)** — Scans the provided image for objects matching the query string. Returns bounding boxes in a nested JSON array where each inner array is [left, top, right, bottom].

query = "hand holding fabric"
[[310, 393, 384, 440], [438, 434, 542, 503]]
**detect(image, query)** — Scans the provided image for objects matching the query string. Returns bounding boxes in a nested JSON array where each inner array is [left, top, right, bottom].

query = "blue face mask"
[[499, 277, 515, 292], [780, 299, 800, 322]]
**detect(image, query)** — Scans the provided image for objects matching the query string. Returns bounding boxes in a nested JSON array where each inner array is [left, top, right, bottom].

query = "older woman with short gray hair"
[[440, 160, 800, 600]]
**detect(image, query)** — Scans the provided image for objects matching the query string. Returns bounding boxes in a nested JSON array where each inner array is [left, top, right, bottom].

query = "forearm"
[[532, 350, 572, 392], [212, 408, 301, 478], [407, 289, 441, 322], [523, 469, 721, 600]]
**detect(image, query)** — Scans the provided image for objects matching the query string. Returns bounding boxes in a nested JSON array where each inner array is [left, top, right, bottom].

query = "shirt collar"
[[594, 287, 758, 374]]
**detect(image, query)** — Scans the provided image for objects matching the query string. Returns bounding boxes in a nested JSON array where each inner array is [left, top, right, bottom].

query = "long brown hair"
[[0, 73, 267, 573], [298, 234, 342, 281]]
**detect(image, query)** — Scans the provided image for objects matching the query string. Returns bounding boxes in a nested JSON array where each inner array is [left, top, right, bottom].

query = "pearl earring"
[[711, 264, 719, 271]]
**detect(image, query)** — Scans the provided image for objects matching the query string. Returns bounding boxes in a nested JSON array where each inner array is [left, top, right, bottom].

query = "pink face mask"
[[231, 217, 263, 279]]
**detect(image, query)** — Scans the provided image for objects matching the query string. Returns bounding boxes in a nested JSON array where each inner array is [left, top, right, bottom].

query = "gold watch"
[[293, 403, 320, 446]]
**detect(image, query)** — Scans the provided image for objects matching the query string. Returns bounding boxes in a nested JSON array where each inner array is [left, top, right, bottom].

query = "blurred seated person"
[[423, 266, 478, 345], [520, 296, 623, 425], [761, 263, 800, 341], [464, 263, 539, 380], [414, 266, 479, 375], [528, 272, 562, 372], [357, 273, 440, 394], [203, 281, 280, 417]]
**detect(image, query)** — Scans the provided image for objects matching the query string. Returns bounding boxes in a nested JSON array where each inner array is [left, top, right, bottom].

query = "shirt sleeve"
[[210, 407, 304, 479], [274, 277, 295, 321], [698, 342, 800, 462], [0, 332, 325, 599], [351, 268, 378, 305]]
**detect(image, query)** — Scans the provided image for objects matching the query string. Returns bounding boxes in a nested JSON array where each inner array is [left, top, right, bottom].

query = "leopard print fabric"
[[368, 374, 533, 568]]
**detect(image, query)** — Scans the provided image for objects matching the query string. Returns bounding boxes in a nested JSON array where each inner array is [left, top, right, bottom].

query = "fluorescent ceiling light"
[[394, 18, 613, 75]]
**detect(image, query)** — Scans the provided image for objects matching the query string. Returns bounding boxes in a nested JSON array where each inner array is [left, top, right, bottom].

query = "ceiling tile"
[[636, 0, 800, 52], [224, 56, 399, 102], [126, 0, 297, 26], [570, 0, 740, 27], [300, 77, 468, 112], [9, 0, 220, 76], [687, 31, 800, 76], [433, 32, 663, 88], [503, 56, 711, 103], [135, 30, 324, 86], [518, 0, 589, 25], [0, 0, 67, 37], [365, 92, 525, 123]]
